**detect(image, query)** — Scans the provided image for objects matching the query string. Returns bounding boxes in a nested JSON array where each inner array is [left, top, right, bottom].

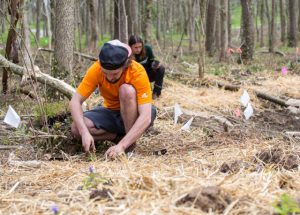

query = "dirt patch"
[[255, 147, 299, 170], [176, 186, 232, 213], [253, 110, 300, 132], [89, 188, 114, 201], [220, 160, 251, 173]]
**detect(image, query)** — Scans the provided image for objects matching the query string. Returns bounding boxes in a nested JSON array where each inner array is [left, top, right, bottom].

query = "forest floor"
[[1, 50, 300, 214]]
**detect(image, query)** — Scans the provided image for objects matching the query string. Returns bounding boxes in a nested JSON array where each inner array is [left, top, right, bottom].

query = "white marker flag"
[[240, 90, 250, 107], [244, 102, 254, 120], [174, 103, 183, 124], [4, 105, 21, 128], [181, 117, 194, 131]]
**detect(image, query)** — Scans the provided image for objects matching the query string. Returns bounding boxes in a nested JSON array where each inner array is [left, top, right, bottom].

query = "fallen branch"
[[256, 50, 286, 57], [38, 48, 98, 61], [0, 54, 76, 99], [0, 145, 21, 150], [254, 91, 288, 107], [215, 81, 240, 91]]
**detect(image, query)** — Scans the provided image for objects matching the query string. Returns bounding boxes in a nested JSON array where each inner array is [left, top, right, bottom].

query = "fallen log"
[[39, 48, 98, 61], [0, 54, 76, 99], [254, 90, 288, 107]]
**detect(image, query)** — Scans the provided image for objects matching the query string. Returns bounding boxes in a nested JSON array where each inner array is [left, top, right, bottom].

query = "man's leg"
[[71, 117, 116, 141], [119, 84, 138, 133]]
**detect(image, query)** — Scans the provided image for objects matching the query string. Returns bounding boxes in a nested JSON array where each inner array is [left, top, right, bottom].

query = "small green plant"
[[273, 194, 300, 215], [82, 166, 112, 190]]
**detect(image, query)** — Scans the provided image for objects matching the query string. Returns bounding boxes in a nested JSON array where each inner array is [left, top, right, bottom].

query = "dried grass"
[[1, 72, 300, 214]]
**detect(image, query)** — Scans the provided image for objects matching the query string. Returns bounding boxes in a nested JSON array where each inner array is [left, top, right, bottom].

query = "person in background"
[[69, 40, 156, 158], [128, 35, 165, 99]]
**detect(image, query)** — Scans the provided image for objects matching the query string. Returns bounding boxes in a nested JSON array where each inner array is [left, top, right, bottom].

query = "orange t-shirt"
[[77, 60, 152, 110]]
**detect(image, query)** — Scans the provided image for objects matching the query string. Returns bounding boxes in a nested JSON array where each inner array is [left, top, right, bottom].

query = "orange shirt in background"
[[77, 60, 152, 110]]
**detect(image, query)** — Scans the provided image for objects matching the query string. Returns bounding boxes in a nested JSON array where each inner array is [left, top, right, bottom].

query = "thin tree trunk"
[[255, 0, 259, 43], [214, 2, 220, 52], [3, 0, 20, 94], [113, 0, 119, 39], [288, 0, 297, 47], [240, 0, 255, 62], [298, 0, 300, 38], [260, 0, 264, 47], [188, 0, 196, 51], [280, 0, 286, 42], [119, 0, 128, 43], [36, 0, 41, 43], [205, 0, 216, 57], [143, 0, 153, 42], [88, 0, 97, 52], [228, 0, 231, 46], [269, 0, 275, 52], [156, 0, 160, 41], [220, 0, 228, 61], [0, 0, 6, 34]]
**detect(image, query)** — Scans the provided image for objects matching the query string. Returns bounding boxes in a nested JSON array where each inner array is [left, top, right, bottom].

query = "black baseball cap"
[[99, 40, 132, 70]]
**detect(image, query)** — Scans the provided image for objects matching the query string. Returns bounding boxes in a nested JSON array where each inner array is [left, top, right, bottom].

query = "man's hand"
[[105, 144, 125, 159], [82, 132, 96, 152]]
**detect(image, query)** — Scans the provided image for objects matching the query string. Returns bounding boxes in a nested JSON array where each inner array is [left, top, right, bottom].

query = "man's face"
[[131, 42, 143, 55], [102, 67, 124, 84]]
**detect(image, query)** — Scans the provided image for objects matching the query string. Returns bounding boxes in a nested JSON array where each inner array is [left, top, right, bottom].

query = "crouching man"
[[69, 40, 156, 158]]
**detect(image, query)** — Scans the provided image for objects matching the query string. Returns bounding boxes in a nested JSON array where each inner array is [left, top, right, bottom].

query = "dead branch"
[[38, 48, 98, 61], [0, 54, 76, 99], [256, 50, 286, 57], [254, 91, 288, 107]]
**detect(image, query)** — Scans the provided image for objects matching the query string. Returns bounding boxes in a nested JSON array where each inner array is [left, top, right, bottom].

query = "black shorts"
[[84, 106, 157, 136]]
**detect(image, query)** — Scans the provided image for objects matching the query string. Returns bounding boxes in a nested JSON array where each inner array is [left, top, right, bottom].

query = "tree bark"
[[205, 0, 216, 57], [269, 0, 275, 52], [36, 0, 41, 43], [260, 0, 264, 47], [88, 0, 97, 52], [113, 0, 119, 39], [287, 0, 297, 47], [220, 0, 228, 61], [143, 0, 153, 43], [214, 1, 220, 52], [240, 0, 255, 62], [3, 0, 21, 94], [0, 0, 6, 34], [53, 0, 75, 79], [279, 0, 286, 42], [228, 0, 231, 46], [119, 0, 128, 43], [188, 0, 196, 51], [156, 0, 161, 41]]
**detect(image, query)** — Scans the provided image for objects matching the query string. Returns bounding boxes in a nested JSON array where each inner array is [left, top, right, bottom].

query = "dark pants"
[[146, 65, 165, 96]]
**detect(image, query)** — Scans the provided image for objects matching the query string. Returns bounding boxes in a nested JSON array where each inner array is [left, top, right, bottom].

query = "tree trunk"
[[220, 0, 228, 61], [21, 1, 33, 75], [50, 0, 55, 48], [119, 0, 128, 43], [113, 0, 119, 39], [228, 0, 231, 46], [287, 0, 297, 47], [2, 0, 21, 94], [36, 0, 41, 43], [125, 0, 133, 36], [0, 0, 6, 34], [240, 0, 255, 62], [143, 0, 153, 43], [88, 0, 97, 52], [205, 0, 216, 57], [255, 0, 259, 43], [260, 0, 264, 47], [214, 1, 220, 52], [188, 0, 196, 51], [53, 0, 75, 79], [269, 0, 275, 52], [280, 0, 286, 42], [156, 0, 161, 41], [298, 0, 300, 38]]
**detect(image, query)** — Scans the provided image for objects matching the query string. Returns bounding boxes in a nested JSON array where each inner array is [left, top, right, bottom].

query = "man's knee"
[[71, 117, 95, 138], [119, 84, 136, 101]]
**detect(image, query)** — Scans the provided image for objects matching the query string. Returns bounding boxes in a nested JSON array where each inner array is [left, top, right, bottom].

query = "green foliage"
[[83, 168, 112, 190], [273, 194, 300, 215], [35, 101, 68, 119], [231, 4, 241, 29]]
